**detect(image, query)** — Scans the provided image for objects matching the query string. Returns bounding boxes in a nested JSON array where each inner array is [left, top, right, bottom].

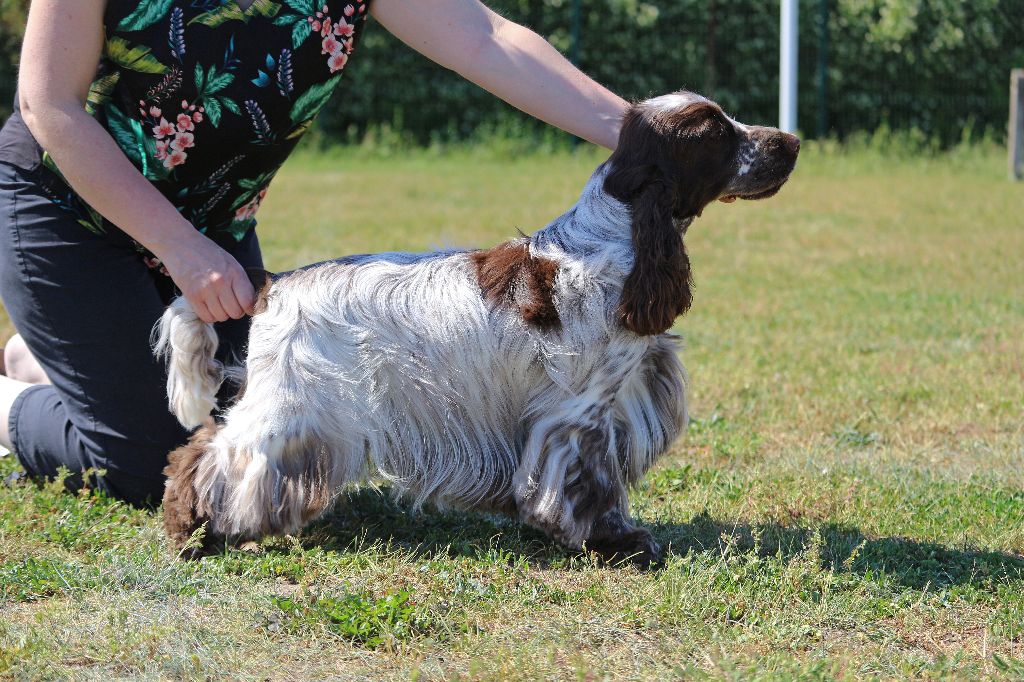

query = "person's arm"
[[18, 0, 254, 322], [370, 0, 627, 150]]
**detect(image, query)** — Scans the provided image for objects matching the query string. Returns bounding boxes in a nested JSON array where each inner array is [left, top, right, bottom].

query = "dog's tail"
[[152, 268, 273, 430], [152, 296, 224, 429]]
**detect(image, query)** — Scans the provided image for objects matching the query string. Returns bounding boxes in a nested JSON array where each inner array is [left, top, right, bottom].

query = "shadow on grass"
[[294, 487, 566, 566], [651, 511, 1024, 590], [282, 488, 1024, 590]]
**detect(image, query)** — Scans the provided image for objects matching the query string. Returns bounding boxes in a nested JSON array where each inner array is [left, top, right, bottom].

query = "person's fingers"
[[231, 271, 257, 315], [203, 294, 229, 323], [218, 286, 246, 320], [192, 299, 216, 324]]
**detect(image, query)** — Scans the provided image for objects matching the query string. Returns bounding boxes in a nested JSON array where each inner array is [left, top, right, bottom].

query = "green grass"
[[1, 141, 1022, 680]]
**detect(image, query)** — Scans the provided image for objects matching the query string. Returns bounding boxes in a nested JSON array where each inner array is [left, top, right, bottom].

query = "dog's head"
[[604, 91, 800, 335]]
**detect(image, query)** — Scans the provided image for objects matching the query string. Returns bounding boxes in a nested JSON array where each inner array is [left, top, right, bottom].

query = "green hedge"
[[2, 0, 1022, 145]]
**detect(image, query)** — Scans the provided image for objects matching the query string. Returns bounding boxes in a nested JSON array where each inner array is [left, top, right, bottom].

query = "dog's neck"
[[532, 163, 632, 257], [531, 163, 695, 277]]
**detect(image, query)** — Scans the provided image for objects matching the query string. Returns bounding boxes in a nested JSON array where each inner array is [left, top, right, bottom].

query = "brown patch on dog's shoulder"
[[469, 240, 560, 331], [162, 419, 221, 559], [244, 267, 274, 316]]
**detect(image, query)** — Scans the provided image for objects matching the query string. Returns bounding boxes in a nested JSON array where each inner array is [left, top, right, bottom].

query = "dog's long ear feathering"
[[604, 100, 739, 335]]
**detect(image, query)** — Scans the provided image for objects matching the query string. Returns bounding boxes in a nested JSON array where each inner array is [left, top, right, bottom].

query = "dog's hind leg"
[[163, 389, 361, 553], [198, 402, 358, 542]]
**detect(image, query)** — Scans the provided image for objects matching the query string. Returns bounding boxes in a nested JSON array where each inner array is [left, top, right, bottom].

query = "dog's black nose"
[[782, 133, 801, 155]]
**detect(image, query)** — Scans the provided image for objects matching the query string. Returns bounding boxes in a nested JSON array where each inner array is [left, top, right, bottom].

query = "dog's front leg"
[[514, 399, 662, 566]]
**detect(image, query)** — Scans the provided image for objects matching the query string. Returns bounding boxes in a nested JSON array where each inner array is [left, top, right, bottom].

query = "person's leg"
[[0, 163, 260, 505], [0, 162, 191, 503]]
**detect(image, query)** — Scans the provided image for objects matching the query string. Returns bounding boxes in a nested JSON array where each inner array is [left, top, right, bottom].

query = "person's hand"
[[159, 232, 256, 323]]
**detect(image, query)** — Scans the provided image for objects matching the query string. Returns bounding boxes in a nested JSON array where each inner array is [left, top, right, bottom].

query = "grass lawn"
[[1, 142, 1022, 680]]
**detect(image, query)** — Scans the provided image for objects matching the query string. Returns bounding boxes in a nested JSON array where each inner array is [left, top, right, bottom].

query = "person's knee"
[[4, 334, 51, 385]]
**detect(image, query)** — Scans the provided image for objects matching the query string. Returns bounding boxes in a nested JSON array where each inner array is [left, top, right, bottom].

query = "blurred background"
[[2, 0, 1022, 148]]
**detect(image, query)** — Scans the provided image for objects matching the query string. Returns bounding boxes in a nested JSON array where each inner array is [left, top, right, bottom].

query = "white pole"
[[780, 0, 799, 133], [1010, 69, 1023, 181]]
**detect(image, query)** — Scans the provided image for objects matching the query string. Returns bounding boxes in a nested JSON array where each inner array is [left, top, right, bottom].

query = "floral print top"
[[8, 0, 371, 257]]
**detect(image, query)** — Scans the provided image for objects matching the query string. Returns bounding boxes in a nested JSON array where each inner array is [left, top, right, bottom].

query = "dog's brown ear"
[[604, 109, 694, 336], [604, 100, 738, 335], [613, 173, 692, 335]]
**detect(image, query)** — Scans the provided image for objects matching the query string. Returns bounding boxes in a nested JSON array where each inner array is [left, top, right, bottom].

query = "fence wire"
[[326, 0, 1023, 146]]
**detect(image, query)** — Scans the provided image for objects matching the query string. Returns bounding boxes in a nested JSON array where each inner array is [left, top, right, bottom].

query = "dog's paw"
[[587, 529, 664, 569]]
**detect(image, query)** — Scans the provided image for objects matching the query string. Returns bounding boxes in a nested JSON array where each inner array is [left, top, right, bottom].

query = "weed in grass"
[[269, 589, 445, 648]]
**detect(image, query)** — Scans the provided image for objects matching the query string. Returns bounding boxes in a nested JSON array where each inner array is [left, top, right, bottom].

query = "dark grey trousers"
[[0, 161, 261, 506]]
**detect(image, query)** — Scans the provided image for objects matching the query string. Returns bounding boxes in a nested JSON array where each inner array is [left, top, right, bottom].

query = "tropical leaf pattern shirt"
[[4, 0, 372, 267]]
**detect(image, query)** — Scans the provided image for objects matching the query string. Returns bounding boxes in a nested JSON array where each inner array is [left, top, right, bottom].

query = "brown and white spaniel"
[[155, 90, 799, 566]]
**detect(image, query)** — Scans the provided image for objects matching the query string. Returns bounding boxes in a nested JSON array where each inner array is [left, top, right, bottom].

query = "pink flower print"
[[311, 19, 320, 31], [153, 118, 175, 139], [343, 37, 354, 53], [149, 106, 162, 118], [358, 4, 364, 13], [322, 4, 328, 12], [327, 51, 348, 73], [344, 4, 354, 16], [155, 139, 169, 160], [322, 35, 341, 55], [321, 18, 332, 37], [176, 113, 195, 132], [192, 111, 204, 124], [234, 188, 269, 222], [181, 99, 189, 109], [334, 19, 353, 37], [171, 132, 195, 151], [163, 149, 187, 169]]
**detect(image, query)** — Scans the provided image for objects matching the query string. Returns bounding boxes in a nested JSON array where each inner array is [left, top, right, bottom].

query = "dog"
[[154, 90, 799, 565]]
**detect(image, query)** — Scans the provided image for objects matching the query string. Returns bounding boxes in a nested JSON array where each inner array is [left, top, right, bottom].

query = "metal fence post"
[[780, 0, 799, 133], [1010, 69, 1023, 181]]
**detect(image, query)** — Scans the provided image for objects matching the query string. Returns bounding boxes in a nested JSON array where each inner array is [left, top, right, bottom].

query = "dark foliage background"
[[1, 0, 1022, 145]]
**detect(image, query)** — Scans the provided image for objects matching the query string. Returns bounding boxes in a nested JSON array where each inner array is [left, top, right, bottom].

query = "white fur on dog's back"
[[152, 297, 224, 429]]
